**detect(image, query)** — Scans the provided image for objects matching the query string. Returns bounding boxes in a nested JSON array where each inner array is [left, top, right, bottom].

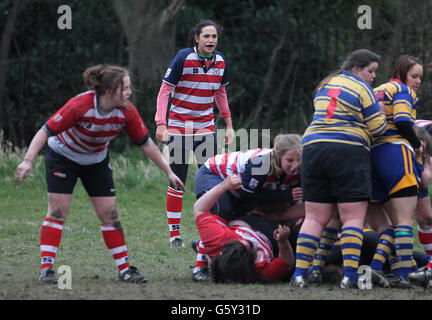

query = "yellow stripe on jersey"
[[374, 80, 419, 145], [303, 72, 386, 150], [389, 145, 419, 194]]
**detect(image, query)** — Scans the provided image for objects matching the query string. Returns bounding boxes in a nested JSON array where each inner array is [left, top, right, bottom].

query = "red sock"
[[101, 224, 130, 273], [40, 217, 63, 270], [167, 187, 184, 242], [418, 226, 432, 252], [418, 226, 432, 270], [193, 240, 209, 271]]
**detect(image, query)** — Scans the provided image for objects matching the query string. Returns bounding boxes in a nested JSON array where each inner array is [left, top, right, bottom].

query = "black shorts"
[[301, 142, 371, 203], [45, 148, 115, 197]]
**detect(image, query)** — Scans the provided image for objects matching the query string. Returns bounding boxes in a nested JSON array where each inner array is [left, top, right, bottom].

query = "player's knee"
[[418, 217, 432, 230], [47, 207, 67, 222]]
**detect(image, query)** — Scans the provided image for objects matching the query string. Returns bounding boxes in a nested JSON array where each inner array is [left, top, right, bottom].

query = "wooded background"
[[2, 0, 432, 150]]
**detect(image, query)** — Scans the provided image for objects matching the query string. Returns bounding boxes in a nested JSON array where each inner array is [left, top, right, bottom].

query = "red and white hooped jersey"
[[195, 212, 291, 281], [232, 225, 275, 270], [45, 90, 148, 165], [163, 47, 228, 136], [204, 148, 273, 179]]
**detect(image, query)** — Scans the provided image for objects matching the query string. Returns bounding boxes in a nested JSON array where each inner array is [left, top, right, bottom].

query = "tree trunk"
[[250, 27, 289, 129], [112, 0, 185, 91], [0, 0, 24, 142], [263, 51, 298, 129]]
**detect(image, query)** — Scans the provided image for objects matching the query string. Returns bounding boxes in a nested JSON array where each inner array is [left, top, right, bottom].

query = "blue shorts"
[[371, 143, 423, 202]]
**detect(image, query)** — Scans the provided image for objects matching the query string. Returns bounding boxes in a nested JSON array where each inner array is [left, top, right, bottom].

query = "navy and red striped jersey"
[[163, 47, 228, 135], [204, 148, 300, 202]]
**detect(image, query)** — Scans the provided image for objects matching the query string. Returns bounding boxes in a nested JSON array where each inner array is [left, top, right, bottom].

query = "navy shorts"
[[371, 142, 422, 201], [194, 165, 236, 221], [168, 133, 217, 186], [301, 142, 372, 203], [45, 148, 115, 197]]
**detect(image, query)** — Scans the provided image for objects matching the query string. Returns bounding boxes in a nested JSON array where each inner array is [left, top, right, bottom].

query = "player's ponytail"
[[341, 49, 380, 73], [83, 64, 128, 96], [315, 49, 380, 92]]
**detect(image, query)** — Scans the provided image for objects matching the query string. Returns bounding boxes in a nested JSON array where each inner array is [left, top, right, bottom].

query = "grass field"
[[1, 142, 432, 305]]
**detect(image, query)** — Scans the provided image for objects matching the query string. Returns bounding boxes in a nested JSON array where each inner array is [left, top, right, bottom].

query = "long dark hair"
[[414, 126, 432, 168], [210, 240, 272, 284], [316, 49, 380, 91], [392, 55, 422, 84], [188, 20, 223, 48]]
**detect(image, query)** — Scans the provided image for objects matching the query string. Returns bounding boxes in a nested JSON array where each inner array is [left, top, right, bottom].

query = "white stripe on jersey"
[[205, 148, 272, 178], [67, 127, 112, 146], [182, 66, 226, 78], [47, 95, 120, 165], [168, 119, 215, 130], [170, 105, 214, 117], [176, 80, 222, 91], [171, 92, 215, 105], [234, 226, 274, 264]]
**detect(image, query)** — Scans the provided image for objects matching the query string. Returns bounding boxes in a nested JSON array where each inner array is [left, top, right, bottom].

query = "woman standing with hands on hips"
[[17, 64, 184, 284], [290, 49, 387, 289], [155, 20, 235, 247]]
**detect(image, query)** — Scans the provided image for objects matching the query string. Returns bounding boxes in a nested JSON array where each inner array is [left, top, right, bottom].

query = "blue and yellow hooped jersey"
[[373, 79, 419, 145], [302, 71, 387, 150]]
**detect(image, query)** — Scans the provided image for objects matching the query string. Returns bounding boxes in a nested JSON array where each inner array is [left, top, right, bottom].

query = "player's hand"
[[168, 173, 185, 191], [273, 224, 291, 243], [222, 174, 243, 191], [156, 125, 168, 143], [16, 159, 32, 183], [224, 128, 235, 145], [291, 187, 303, 202]]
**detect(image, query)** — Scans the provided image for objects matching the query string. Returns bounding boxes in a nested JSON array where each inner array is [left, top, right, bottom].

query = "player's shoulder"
[[62, 90, 95, 112], [118, 101, 140, 117], [69, 90, 94, 103], [173, 47, 195, 61], [214, 50, 227, 61]]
